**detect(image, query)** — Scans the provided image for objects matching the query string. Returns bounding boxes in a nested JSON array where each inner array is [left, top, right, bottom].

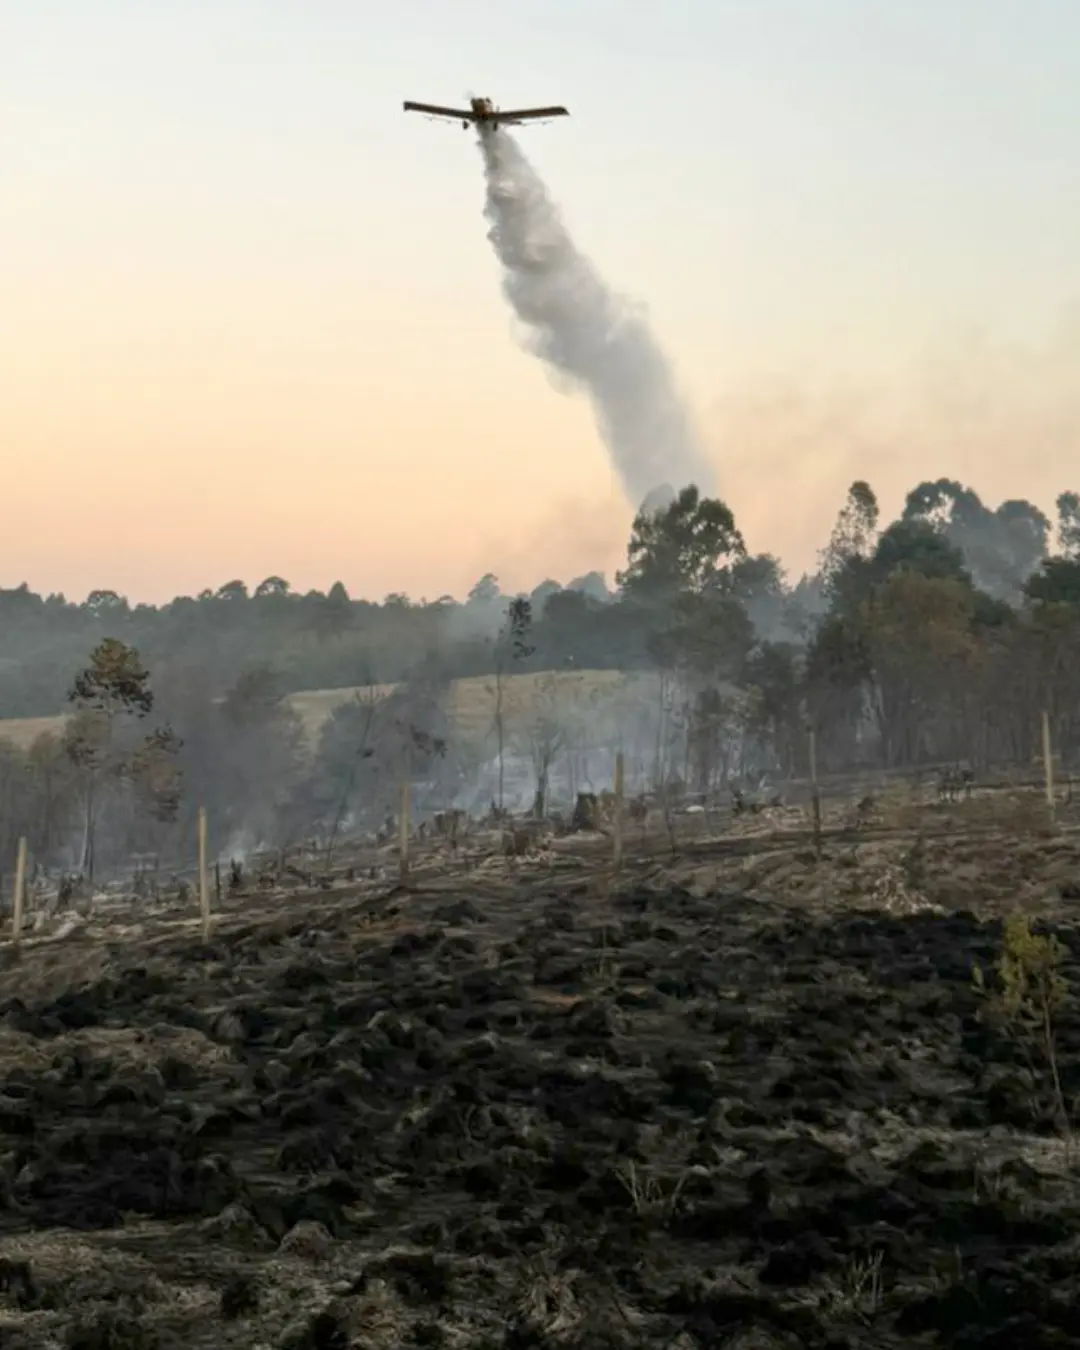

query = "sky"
[[4, 0, 1080, 604]]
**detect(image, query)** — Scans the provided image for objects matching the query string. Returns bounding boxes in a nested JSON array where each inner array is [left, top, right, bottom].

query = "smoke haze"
[[478, 128, 716, 509], [711, 314, 1080, 576], [469, 492, 630, 597]]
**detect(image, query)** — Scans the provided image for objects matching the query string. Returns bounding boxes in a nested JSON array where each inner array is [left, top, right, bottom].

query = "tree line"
[[577, 479, 1080, 792], [0, 477, 1078, 878], [1, 479, 1073, 724], [0, 640, 464, 884]]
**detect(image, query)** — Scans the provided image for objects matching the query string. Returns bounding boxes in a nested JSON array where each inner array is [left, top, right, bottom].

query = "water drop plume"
[[478, 128, 716, 509]]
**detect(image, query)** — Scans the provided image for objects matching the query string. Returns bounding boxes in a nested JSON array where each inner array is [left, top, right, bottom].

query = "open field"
[[0, 716, 68, 752], [289, 668, 637, 746], [0, 669, 639, 751], [1, 795, 1080, 1346]]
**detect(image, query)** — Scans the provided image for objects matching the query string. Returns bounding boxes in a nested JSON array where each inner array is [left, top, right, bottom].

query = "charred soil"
[[2, 826, 1080, 1348]]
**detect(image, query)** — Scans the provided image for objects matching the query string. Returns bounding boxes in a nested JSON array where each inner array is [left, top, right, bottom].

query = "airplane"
[[402, 95, 569, 131]]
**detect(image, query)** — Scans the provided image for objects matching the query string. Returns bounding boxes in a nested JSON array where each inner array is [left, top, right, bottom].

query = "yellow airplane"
[[403, 95, 569, 132]]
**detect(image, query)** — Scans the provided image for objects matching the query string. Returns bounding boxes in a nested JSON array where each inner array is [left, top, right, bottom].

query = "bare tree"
[[489, 598, 534, 813], [320, 684, 383, 868], [518, 673, 565, 817]]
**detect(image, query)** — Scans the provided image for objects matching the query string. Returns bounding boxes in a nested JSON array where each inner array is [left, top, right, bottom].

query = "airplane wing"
[[492, 106, 570, 122], [403, 101, 474, 119]]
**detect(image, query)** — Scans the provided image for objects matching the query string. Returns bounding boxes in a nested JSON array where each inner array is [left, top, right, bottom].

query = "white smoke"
[[478, 129, 716, 509]]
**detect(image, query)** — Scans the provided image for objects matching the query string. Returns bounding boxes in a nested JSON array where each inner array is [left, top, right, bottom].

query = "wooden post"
[[214, 861, 222, 909], [1042, 710, 1056, 823], [197, 806, 211, 940], [809, 729, 822, 859], [12, 837, 27, 949], [613, 751, 625, 869], [399, 779, 411, 880]]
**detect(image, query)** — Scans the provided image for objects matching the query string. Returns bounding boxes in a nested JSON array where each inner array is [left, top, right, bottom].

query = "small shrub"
[[973, 911, 1070, 1131]]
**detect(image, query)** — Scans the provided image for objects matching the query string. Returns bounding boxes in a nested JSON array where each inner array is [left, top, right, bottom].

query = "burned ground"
[[1, 821, 1080, 1348]]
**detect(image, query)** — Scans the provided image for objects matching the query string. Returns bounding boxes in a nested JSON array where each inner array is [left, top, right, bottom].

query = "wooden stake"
[[613, 751, 625, 869], [197, 806, 211, 940], [809, 729, 822, 859], [12, 837, 27, 949], [399, 779, 411, 880], [1042, 709, 1056, 823]]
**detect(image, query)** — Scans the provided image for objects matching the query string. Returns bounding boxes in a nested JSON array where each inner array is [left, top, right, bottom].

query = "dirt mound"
[[1, 841, 1080, 1346]]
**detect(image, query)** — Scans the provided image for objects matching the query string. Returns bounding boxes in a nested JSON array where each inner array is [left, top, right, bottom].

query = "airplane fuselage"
[[464, 96, 525, 130]]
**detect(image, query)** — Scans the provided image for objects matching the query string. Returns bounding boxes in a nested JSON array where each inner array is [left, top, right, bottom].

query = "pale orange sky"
[[5, 2, 1080, 603]]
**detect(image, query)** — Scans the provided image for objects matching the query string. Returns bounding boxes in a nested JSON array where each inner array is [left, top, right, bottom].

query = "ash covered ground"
[[2, 806, 1080, 1348]]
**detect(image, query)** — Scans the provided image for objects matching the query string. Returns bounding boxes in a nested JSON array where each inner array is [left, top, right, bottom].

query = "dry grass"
[[288, 668, 637, 744], [0, 713, 67, 750], [287, 683, 399, 742], [0, 1024, 231, 1076], [0, 669, 642, 751], [444, 668, 636, 741]]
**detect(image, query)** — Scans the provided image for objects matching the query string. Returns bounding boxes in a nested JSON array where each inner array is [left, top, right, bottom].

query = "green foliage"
[[902, 479, 1050, 598], [468, 573, 501, 605], [504, 598, 535, 662], [805, 501, 1069, 770], [743, 642, 804, 774], [617, 485, 746, 600], [0, 474, 1079, 802], [900, 833, 927, 893], [615, 488, 759, 700], [973, 911, 1070, 1130], [130, 726, 184, 824], [68, 638, 153, 719], [803, 615, 870, 757], [222, 666, 286, 727], [1056, 491, 1080, 559], [824, 516, 971, 624], [0, 732, 79, 865], [821, 480, 879, 588], [62, 638, 181, 876], [871, 520, 971, 586], [1026, 557, 1080, 606], [0, 576, 658, 718], [989, 912, 1068, 1024], [648, 593, 753, 684], [64, 639, 156, 780]]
